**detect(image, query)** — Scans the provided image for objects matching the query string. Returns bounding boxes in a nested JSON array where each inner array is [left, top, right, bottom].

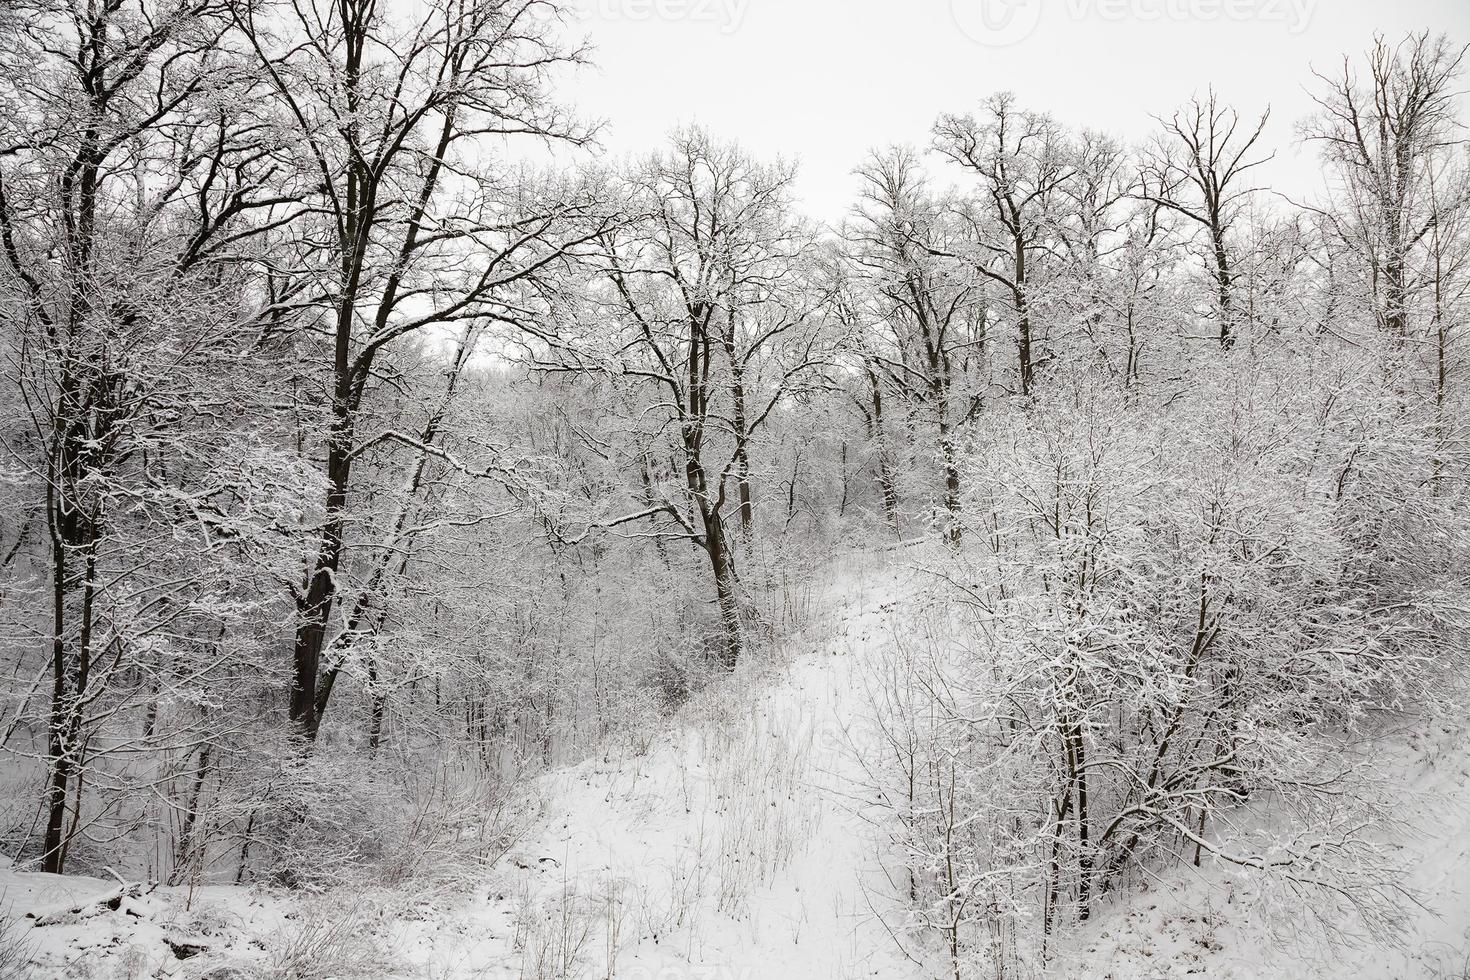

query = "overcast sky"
[[553, 0, 1470, 221]]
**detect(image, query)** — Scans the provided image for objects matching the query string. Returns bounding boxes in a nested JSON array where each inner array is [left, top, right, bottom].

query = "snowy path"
[[473, 555, 924, 980]]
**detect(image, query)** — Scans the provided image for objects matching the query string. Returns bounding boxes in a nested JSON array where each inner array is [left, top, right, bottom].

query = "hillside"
[[6, 553, 1468, 979]]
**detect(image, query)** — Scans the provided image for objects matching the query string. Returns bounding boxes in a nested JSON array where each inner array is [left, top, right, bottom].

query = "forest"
[[0, 2, 1467, 977]]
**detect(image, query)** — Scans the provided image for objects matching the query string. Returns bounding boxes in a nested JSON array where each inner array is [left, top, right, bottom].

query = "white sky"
[[553, 0, 1470, 222]]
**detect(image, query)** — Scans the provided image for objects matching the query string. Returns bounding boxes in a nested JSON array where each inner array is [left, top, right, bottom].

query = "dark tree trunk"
[[1042, 783, 1074, 947], [368, 654, 385, 753], [292, 422, 352, 741], [43, 523, 71, 874], [1211, 227, 1235, 349], [43, 475, 99, 874], [703, 511, 742, 669], [1014, 250, 1034, 395], [170, 743, 212, 884], [1383, 253, 1408, 339], [1073, 719, 1092, 920], [732, 369, 754, 534], [939, 422, 963, 546], [865, 360, 902, 534]]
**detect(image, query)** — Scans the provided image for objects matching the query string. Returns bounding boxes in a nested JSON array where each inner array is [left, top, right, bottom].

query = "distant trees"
[[569, 129, 832, 667], [843, 147, 986, 542], [1302, 31, 1470, 514], [1052, 130, 1136, 373], [827, 254, 905, 534]]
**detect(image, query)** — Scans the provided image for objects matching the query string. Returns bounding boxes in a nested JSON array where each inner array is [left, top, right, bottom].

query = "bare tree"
[[1053, 130, 1135, 372], [845, 147, 985, 543], [934, 94, 1073, 395], [1306, 32, 1469, 347], [573, 129, 829, 667], [235, 0, 614, 739], [1140, 88, 1273, 349], [826, 257, 903, 534]]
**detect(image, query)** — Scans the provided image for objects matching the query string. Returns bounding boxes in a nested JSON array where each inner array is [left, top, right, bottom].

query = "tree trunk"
[[1042, 783, 1074, 949], [311, 327, 477, 737], [1072, 719, 1092, 920], [292, 436, 350, 741], [43, 478, 98, 875], [368, 654, 385, 753], [42, 521, 71, 874], [1014, 255, 1034, 395], [939, 421, 963, 546], [866, 361, 902, 534], [170, 743, 212, 885], [1211, 228, 1235, 349], [732, 369, 754, 534], [704, 512, 742, 669]]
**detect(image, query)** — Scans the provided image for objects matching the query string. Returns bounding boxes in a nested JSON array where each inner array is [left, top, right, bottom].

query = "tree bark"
[[865, 359, 902, 534]]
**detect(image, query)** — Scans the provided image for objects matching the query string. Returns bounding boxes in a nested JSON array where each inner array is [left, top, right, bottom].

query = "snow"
[[5, 552, 1467, 979], [483, 552, 923, 979], [1051, 716, 1470, 979], [5, 555, 925, 979]]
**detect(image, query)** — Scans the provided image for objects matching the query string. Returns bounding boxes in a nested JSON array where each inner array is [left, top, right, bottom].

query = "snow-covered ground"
[[4, 555, 925, 979], [5, 553, 1467, 979], [1053, 715, 1470, 980], [486, 554, 922, 980]]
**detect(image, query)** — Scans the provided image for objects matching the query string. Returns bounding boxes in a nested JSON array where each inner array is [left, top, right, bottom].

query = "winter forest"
[[0, 0, 1468, 977]]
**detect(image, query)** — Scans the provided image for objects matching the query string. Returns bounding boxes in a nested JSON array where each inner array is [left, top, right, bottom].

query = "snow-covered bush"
[[863, 344, 1470, 975]]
